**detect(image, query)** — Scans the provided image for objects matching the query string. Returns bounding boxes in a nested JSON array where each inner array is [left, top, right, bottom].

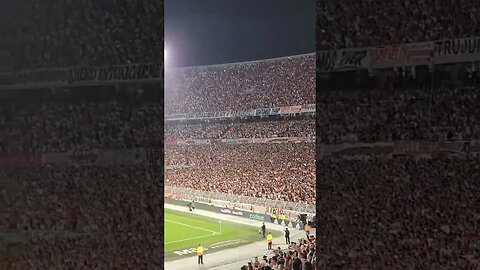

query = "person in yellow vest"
[[304, 223, 311, 238], [196, 244, 204, 265], [266, 232, 273, 250], [271, 213, 277, 223], [280, 213, 286, 225]]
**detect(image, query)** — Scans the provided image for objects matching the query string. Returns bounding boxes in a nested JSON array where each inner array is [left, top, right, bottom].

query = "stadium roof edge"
[[171, 52, 315, 71]]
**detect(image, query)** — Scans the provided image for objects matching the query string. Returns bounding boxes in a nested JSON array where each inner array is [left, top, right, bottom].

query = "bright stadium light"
[[164, 48, 168, 61]]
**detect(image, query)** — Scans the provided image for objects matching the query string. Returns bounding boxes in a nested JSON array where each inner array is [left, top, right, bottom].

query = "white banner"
[[317, 48, 370, 72], [433, 37, 480, 64]]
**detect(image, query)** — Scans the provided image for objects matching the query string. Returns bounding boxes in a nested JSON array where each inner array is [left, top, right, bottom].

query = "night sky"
[[165, 0, 315, 67]]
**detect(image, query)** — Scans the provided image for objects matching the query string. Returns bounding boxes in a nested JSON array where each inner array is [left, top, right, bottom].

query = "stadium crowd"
[[316, 0, 480, 49], [1, 89, 164, 269], [3, 85, 478, 153], [317, 87, 480, 143], [165, 118, 315, 140], [0, 0, 163, 70], [1, 100, 163, 152], [316, 157, 480, 269], [2, 165, 161, 232], [165, 143, 315, 204], [165, 54, 315, 114], [164, 85, 480, 145], [2, 165, 163, 269], [242, 238, 316, 270]]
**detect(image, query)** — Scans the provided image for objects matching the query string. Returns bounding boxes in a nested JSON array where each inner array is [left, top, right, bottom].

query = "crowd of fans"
[[0, 99, 163, 152], [316, 157, 480, 269], [165, 118, 315, 140], [2, 166, 161, 232], [317, 87, 480, 143], [165, 85, 480, 145], [3, 85, 477, 152], [164, 54, 315, 114], [316, 0, 480, 49], [0, 0, 163, 70], [17, 233, 163, 269], [243, 239, 315, 270], [1, 89, 164, 268], [2, 164, 163, 269], [1, 3, 477, 266], [165, 143, 315, 204]]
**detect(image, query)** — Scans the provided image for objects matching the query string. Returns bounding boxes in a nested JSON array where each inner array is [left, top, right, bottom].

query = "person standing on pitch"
[[261, 222, 266, 238], [196, 244, 204, 265], [284, 228, 290, 244], [266, 232, 273, 250]]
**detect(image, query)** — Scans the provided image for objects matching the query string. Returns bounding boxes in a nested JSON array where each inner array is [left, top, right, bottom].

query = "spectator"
[[317, 0, 480, 49]]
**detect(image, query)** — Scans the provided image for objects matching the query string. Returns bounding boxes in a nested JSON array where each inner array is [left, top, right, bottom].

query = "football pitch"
[[164, 208, 280, 261]]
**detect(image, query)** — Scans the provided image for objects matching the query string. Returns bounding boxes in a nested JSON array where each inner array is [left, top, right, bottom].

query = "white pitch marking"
[[164, 219, 220, 235], [164, 233, 220, 245]]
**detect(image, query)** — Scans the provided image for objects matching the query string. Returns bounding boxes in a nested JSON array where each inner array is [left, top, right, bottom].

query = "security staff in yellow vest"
[[280, 213, 286, 225], [196, 244, 204, 265], [266, 232, 273, 250], [271, 213, 277, 223]]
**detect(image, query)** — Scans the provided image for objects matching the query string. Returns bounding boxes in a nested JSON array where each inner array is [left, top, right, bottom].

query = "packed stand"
[[2, 166, 161, 232], [165, 118, 315, 140], [317, 0, 480, 49], [0, 100, 163, 152], [165, 54, 315, 114], [18, 233, 163, 269], [0, 0, 163, 70], [165, 143, 315, 204], [317, 87, 480, 144], [316, 157, 480, 269], [242, 239, 316, 270], [1, 88, 164, 268], [2, 164, 163, 269]]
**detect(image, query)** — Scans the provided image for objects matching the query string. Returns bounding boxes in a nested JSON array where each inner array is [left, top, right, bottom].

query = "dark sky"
[[165, 0, 315, 67]]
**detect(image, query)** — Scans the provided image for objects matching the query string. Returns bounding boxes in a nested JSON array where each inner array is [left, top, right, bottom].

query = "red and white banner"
[[0, 152, 43, 167], [280, 105, 302, 114], [370, 42, 434, 68]]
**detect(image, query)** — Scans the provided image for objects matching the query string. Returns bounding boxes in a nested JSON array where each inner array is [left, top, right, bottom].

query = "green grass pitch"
[[164, 208, 281, 261]]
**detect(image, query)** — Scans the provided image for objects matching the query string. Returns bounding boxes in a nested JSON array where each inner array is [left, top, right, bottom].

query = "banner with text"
[[317, 36, 480, 71], [317, 48, 370, 72], [69, 63, 162, 83], [0, 152, 43, 167], [165, 104, 315, 122], [433, 37, 480, 64], [301, 104, 315, 113], [279, 105, 302, 114], [370, 42, 434, 68], [255, 107, 281, 116], [0, 63, 163, 89], [0, 68, 68, 89], [185, 111, 231, 120]]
